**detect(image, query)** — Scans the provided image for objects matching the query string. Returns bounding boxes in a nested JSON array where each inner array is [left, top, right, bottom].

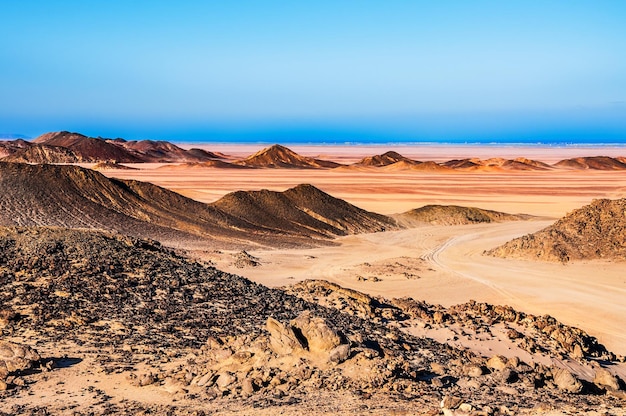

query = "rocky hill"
[[395, 205, 529, 227], [28, 131, 221, 163], [443, 158, 551, 171], [211, 184, 396, 237], [0, 139, 31, 158], [233, 145, 342, 169], [354, 151, 415, 167], [33, 131, 144, 163], [0, 228, 623, 414], [2, 143, 83, 163], [0, 162, 393, 249], [553, 156, 626, 170], [487, 198, 626, 262]]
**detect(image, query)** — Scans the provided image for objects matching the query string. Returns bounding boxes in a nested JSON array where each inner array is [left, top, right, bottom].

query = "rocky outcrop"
[[487, 198, 626, 262]]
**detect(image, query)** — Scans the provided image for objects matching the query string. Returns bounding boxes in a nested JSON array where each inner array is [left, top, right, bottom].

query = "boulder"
[[552, 368, 583, 394], [290, 311, 342, 353], [486, 355, 508, 371], [0, 341, 40, 380], [594, 367, 621, 391], [266, 317, 305, 355]]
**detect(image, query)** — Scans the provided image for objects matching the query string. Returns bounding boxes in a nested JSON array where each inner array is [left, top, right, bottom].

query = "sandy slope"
[[209, 220, 626, 356]]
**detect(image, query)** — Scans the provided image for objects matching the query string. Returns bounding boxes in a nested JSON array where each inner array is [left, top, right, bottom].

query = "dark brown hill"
[[0, 226, 460, 413], [355, 151, 415, 167], [0, 139, 32, 158], [442, 157, 551, 171], [0, 162, 393, 248], [2, 143, 83, 163], [487, 198, 626, 262], [553, 156, 626, 170], [502, 157, 552, 171], [34, 131, 144, 162], [212, 184, 397, 237], [33, 131, 222, 163], [442, 159, 481, 169], [111, 139, 221, 162], [233, 144, 342, 168], [395, 205, 529, 227]]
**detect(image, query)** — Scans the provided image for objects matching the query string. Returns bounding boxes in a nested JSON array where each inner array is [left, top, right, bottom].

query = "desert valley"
[[1, 131, 626, 415]]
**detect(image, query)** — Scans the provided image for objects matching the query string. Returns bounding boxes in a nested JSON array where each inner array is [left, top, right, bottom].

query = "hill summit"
[[233, 144, 341, 168]]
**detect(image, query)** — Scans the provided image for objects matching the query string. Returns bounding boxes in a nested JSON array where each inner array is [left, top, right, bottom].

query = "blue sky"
[[1, 1, 626, 143]]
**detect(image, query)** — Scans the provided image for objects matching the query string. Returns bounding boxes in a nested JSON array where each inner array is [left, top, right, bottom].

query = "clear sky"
[[1, 1, 626, 143]]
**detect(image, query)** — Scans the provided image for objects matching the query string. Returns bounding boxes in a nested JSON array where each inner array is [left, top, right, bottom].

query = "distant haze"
[[1, 2, 625, 143]]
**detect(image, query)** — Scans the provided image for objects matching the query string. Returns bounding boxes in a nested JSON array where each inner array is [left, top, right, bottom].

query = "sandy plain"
[[95, 144, 626, 355]]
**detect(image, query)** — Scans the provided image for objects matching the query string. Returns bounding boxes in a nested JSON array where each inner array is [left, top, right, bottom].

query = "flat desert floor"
[[96, 145, 626, 355]]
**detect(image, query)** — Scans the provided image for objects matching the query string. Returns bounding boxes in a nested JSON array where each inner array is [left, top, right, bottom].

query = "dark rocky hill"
[[0, 163, 393, 249], [355, 151, 415, 167], [233, 144, 341, 169], [553, 156, 626, 170], [33, 131, 144, 162], [30, 131, 221, 163], [2, 143, 83, 163], [211, 184, 397, 237], [0, 139, 32, 158], [487, 198, 626, 262]]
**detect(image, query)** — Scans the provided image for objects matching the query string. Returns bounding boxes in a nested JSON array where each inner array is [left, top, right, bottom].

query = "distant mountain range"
[[1, 130, 626, 170]]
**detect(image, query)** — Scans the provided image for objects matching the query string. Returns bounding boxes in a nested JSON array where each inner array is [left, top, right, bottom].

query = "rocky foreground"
[[0, 227, 625, 415]]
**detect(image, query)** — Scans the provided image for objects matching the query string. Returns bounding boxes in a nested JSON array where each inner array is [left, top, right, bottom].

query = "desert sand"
[[90, 144, 626, 356]]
